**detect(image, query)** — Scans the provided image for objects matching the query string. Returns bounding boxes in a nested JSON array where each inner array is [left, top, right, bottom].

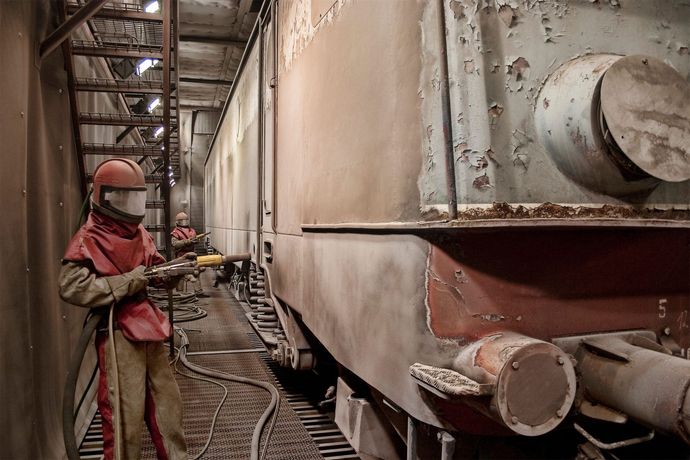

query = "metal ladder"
[[42, 0, 180, 242]]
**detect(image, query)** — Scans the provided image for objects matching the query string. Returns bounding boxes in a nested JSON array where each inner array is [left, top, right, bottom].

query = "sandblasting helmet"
[[176, 212, 189, 227], [91, 158, 147, 224]]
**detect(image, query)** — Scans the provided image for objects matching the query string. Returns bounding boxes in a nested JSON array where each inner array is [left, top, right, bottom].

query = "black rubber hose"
[[63, 311, 104, 460]]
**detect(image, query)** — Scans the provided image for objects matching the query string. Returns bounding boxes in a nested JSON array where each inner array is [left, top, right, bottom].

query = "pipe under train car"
[[205, 0, 690, 457]]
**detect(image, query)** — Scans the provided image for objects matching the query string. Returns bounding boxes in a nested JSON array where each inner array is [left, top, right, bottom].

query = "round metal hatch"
[[600, 55, 690, 182], [494, 342, 576, 436]]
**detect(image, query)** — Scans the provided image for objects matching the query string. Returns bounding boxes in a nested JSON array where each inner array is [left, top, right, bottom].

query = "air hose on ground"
[[170, 348, 229, 460], [149, 290, 208, 322], [175, 327, 280, 460]]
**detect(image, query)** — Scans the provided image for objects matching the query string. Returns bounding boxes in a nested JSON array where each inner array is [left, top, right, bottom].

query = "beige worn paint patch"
[[276, 0, 425, 229]]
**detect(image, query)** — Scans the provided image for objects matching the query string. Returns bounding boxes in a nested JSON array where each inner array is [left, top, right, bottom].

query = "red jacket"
[[171, 226, 197, 258], [63, 212, 171, 341]]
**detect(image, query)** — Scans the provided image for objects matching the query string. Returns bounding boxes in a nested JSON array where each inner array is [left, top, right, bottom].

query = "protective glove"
[[126, 265, 149, 295], [104, 265, 149, 303]]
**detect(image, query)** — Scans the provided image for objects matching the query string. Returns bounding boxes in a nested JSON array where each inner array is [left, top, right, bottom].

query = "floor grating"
[[78, 275, 357, 459]]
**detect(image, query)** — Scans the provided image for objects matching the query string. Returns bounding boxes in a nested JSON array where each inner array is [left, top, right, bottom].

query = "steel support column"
[[162, 0, 175, 354], [58, 0, 87, 198]]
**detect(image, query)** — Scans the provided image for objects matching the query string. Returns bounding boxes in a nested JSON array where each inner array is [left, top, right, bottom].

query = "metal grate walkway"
[[78, 273, 354, 459]]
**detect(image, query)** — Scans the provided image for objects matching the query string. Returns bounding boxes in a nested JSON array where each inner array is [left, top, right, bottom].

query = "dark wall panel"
[[1, 1, 91, 457]]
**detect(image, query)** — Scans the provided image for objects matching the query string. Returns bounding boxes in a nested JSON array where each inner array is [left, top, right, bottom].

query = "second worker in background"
[[171, 211, 203, 295]]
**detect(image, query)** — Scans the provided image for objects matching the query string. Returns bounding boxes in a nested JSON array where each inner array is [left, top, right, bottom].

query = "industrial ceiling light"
[[144, 1, 160, 13], [136, 58, 158, 76], [154, 126, 164, 137], [147, 97, 161, 112]]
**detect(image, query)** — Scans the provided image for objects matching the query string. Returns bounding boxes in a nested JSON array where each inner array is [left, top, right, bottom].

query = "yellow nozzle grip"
[[196, 254, 223, 267]]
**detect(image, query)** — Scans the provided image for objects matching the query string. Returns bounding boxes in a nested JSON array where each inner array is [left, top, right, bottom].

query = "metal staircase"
[[42, 0, 182, 354], [42, 0, 180, 244]]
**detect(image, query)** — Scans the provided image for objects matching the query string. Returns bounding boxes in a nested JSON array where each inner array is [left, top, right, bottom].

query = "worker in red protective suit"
[[171, 212, 202, 294], [171, 212, 196, 258], [58, 158, 187, 460]]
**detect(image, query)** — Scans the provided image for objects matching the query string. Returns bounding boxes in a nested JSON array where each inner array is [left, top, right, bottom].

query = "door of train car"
[[260, 4, 276, 266]]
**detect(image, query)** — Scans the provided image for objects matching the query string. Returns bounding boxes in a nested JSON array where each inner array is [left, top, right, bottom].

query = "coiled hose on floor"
[[149, 290, 208, 322]]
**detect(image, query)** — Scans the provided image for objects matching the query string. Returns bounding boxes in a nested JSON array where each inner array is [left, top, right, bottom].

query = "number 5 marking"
[[659, 299, 667, 319]]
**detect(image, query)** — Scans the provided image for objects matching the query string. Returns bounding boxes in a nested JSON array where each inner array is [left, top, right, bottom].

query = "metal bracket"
[[574, 422, 655, 450], [552, 330, 657, 356]]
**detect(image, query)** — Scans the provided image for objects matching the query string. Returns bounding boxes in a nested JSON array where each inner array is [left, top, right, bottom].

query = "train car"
[[205, 0, 690, 457]]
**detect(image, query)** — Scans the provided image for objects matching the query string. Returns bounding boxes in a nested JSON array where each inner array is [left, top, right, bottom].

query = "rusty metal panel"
[[425, 229, 690, 347], [299, 232, 450, 429]]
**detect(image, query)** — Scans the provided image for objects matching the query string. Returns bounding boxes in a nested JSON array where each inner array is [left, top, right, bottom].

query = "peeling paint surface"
[[419, 0, 690, 214], [278, 0, 349, 73]]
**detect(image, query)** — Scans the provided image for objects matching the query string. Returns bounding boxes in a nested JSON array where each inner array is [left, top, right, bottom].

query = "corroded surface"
[[425, 228, 690, 346], [601, 55, 690, 182]]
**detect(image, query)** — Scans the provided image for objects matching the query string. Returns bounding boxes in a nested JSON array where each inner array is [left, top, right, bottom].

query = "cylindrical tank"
[[576, 335, 690, 442], [534, 54, 690, 196]]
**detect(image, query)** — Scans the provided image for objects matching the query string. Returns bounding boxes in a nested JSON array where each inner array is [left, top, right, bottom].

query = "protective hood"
[[63, 211, 170, 341]]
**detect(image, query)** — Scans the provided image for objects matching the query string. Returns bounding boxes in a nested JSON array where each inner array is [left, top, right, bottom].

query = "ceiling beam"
[[179, 77, 233, 85], [71, 42, 163, 60], [66, 4, 163, 22], [176, 105, 222, 112], [40, 0, 108, 59], [179, 35, 247, 48]]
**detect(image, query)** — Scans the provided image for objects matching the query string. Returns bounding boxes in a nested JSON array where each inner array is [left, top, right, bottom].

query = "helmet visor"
[[102, 188, 147, 218], [177, 219, 189, 227]]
